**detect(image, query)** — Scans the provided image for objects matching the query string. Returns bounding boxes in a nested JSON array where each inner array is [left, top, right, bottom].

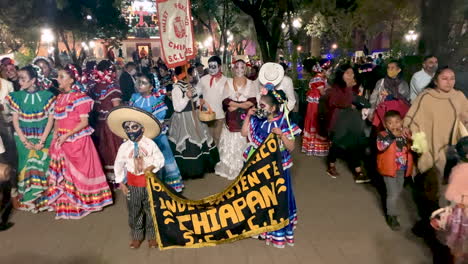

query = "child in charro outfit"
[[107, 106, 165, 249], [376, 110, 413, 231]]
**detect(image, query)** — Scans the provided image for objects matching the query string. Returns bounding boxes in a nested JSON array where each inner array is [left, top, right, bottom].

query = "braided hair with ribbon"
[[64, 64, 86, 92], [138, 72, 164, 96], [93, 60, 117, 85], [19, 64, 52, 90], [260, 85, 296, 139]]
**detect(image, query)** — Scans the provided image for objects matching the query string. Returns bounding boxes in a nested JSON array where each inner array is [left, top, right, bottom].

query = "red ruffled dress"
[[47, 91, 113, 219], [302, 74, 330, 156]]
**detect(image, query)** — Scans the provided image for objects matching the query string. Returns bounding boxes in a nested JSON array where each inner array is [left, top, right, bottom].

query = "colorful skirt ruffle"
[[301, 130, 330, 157], [168, 111, 220, 180], [259, 169, 297, 248], [15, 136, 52, 213], [154, 134, 184, 192], [47, 136, 113, 219]]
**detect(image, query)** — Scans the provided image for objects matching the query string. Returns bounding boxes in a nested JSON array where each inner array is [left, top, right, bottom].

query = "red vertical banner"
[[156, 0, 197, 68]]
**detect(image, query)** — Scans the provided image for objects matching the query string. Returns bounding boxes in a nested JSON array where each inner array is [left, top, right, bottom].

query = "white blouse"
[[223, 77, 258, 102]]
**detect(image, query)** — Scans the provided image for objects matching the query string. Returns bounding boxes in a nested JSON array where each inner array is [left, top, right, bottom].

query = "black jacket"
[[119, 71, 135, 102]]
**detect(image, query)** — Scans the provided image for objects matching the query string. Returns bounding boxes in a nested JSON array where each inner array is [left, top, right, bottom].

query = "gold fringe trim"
[[145, 134, 287, 250]]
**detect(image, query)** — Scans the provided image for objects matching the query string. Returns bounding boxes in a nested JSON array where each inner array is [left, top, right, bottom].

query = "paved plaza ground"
[[0, 147, 432, 264]]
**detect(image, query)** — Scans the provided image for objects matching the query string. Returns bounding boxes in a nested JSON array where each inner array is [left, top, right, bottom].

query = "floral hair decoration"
[[65, 64, 86, 92], [31, 64, 52, 90]]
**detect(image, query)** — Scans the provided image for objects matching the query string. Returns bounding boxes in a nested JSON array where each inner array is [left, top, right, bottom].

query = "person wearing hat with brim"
[[258, 62, 296, 112], [108, 106, 165, 249]]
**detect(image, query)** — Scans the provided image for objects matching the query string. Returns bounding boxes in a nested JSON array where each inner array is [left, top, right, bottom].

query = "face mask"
[[255, 108, 271, 119], [126, 129, 143, 142], [208, 62, 219, 76], [387, 69, 400, 78]]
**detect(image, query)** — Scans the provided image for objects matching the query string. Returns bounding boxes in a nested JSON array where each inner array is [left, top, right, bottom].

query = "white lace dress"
[[215, 78, 258, 180]]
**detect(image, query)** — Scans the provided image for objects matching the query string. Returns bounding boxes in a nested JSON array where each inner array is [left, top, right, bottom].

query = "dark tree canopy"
[[0, 0, 128, 64]]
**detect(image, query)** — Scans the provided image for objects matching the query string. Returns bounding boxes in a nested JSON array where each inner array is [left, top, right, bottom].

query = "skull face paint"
[[233, 60, 246, 78], [123, 121, 144, 142], [208, 62, 220, 76]]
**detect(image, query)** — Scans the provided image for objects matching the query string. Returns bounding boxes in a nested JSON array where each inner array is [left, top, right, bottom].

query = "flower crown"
[[92, 69, 116, 84], [260, 83, 285, 104], [65, 64, 86, 92]]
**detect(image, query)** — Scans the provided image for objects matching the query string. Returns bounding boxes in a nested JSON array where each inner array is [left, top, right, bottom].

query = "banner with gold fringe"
[[145, 133, 289, 249]]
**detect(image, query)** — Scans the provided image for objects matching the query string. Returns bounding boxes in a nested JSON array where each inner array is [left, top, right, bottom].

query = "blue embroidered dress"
[[130, 92, 183, 192], [244, 113, 301, 248]]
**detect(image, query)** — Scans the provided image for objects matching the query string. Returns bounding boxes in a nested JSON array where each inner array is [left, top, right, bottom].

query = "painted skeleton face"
[[208, 62, 220, 76], [123, 121, 144, 142], [233, 61, 246, 78]]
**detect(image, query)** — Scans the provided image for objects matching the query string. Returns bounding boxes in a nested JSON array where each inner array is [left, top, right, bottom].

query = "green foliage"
[[14, 48, 36, 68], [303, 0, 419, 53]]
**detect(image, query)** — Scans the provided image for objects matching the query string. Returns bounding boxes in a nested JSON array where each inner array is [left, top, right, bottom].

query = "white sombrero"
[[107, 106, 161, 140], [258, 62, 285, 87]]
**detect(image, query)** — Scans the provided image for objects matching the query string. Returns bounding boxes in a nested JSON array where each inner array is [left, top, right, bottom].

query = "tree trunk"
[[53, 38, 61, 67], [310, 37, 321, 57], [232, 0, 287, 62], [419, 0, 455, 63]]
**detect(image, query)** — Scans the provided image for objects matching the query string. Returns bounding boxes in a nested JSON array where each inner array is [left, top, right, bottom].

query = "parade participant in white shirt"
[[199, 56, 228, 144], [278, 62, 297, 111], [410, 55, 438, 102], [108, 106, 165, 250]]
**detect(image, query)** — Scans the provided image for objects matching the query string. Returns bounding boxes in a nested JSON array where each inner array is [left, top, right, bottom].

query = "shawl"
[[403, 88, 468, 174]]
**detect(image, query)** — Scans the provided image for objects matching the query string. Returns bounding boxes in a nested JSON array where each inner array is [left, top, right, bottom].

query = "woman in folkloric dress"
[[215, 60, 257, 180], [47, 64, 113, 219], [168, 66, 219, 180], [88, 60, 122, 185], [302, 60, 331, 157], [130, 72, 183, 192], [5, 65, 55, 212]]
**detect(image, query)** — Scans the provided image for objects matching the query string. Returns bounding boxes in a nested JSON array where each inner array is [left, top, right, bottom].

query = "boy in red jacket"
[[377, 110, 413, 230]]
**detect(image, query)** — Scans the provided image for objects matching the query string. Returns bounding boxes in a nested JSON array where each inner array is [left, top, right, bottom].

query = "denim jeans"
[[383, 170, 405, 216]]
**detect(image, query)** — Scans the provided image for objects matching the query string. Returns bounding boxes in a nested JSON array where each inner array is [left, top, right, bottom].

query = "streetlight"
[[404, 30, 418, 42], [203, 36, 212, 48], [41, 28, 54, 43], [292, 18, 301, 28], [297, 46, 302, 52], [41, 28, 54, 56], [331, 43, 338, 50]]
